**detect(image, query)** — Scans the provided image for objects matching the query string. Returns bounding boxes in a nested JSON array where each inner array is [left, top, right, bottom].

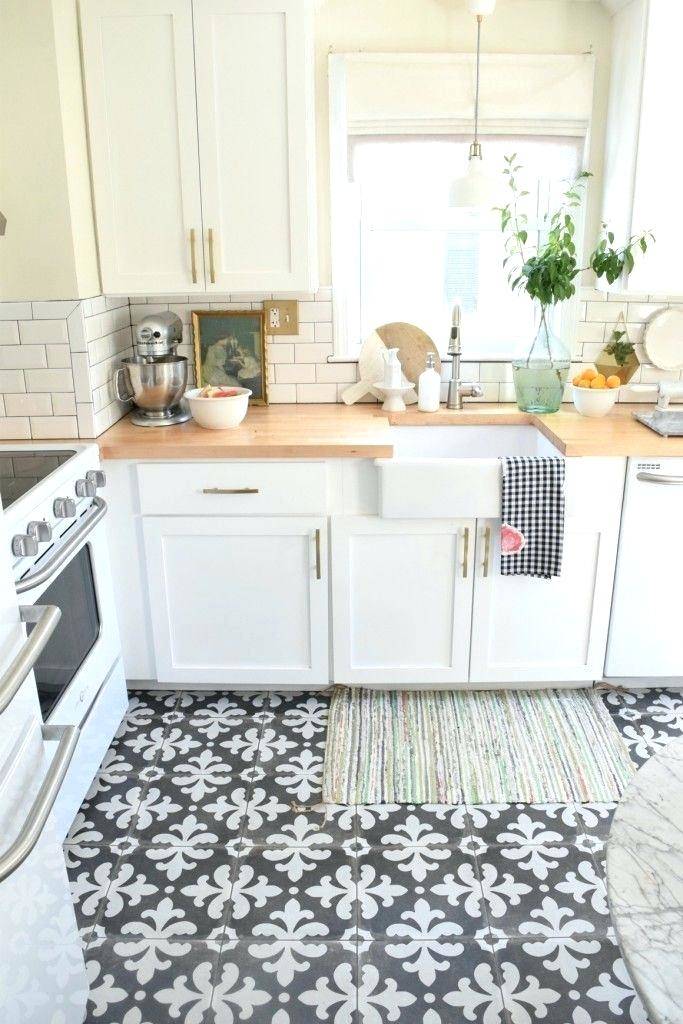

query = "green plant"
[[498, 156, 653, 362], [604, 328, 635, 367]]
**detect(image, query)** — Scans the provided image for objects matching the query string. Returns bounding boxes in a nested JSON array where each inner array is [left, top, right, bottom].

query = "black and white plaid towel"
[[500, 456, 565, 578]]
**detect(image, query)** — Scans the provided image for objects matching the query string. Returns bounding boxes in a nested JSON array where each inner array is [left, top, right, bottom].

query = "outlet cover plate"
[[263, 299, 299, 336]]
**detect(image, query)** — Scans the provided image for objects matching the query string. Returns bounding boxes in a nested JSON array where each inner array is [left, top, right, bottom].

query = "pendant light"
[[449, 0, 498, 208]]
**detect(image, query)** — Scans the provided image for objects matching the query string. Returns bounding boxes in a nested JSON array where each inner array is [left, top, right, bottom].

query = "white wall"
[[313, 0, 613, 283]]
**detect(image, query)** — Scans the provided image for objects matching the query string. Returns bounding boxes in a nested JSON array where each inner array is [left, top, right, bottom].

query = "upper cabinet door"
[[80, 0, 205, 294], [193, 0, 317, 293]]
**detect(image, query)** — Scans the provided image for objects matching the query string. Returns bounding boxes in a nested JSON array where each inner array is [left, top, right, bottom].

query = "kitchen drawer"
[[137, 462, 328, 516]]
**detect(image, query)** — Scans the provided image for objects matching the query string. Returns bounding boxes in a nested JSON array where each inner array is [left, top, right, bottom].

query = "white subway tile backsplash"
[[24, 368, 73, 393], [314, 321, 333, 344], [299, 301, 332, 323], [0, 303, 31, 320], [586, 301, 627, 323], [295, 343, 333, 364], [0, 370, 25, 393], [275, 363, 316, 384], [4, 393, 52, 417], [316, 362, 357, 384], [31, 300, 79, 319], [46, 344, 72, 368], [267, 383, 297, 403], [71, 353, 93, 403], [52, 393, 76, 416], [296, 382, 338, 403], [18, 319, 69, 345], [30, 416, 78, 438], [0, 323, 19, 345], [626, 302, 663, 323], [0, 417, 31, 439], [0, 346, 47, 369], [266, 343, 295, 364]]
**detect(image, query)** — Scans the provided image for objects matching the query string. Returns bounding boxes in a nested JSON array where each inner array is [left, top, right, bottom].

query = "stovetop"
[[0, 449, 76, 510]]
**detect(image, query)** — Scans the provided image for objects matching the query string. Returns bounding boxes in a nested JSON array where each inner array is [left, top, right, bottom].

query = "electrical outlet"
[[263, 299, 299, 336]]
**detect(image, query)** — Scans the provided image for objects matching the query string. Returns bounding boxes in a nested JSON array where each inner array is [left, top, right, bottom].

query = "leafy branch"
[[497, 155, 654, 307]]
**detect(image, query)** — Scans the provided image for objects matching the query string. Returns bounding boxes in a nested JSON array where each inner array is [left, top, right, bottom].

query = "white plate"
[[643, 308, 683, 371]]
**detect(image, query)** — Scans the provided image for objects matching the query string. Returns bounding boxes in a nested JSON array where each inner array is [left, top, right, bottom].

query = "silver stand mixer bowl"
[[115, 355, 191, 426]]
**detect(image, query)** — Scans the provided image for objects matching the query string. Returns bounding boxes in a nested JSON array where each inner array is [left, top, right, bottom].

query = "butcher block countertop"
[[96, 403, 683, 459]]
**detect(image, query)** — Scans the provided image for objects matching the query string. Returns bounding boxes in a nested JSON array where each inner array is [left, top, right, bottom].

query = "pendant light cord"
[[474, 15, 482, 147]]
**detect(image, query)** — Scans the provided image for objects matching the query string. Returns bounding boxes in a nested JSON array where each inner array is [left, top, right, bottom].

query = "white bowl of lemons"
[[572, 367, 621, 417]]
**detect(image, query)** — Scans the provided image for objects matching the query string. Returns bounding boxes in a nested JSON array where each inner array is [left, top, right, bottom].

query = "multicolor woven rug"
[[322, 687, 636, 804]]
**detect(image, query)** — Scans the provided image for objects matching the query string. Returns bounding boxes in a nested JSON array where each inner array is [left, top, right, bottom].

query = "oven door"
[[17, 500, 121, 727]]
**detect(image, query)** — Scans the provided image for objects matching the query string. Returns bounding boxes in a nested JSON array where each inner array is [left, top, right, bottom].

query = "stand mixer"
[[114, 312, 191, 426]]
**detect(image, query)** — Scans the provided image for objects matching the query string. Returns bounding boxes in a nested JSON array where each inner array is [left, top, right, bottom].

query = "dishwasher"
[[605, 455, 683, 679]]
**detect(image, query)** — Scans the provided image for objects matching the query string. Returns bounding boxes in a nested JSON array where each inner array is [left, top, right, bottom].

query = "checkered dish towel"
[[500, 456, 565, 578]]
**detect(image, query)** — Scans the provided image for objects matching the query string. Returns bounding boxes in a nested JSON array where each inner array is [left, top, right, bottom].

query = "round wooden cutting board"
[[375, 323, 441, 385]]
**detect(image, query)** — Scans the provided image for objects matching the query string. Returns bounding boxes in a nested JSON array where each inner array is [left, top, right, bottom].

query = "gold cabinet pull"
[[190, 228, 198, 284], [315, 528, 322, 580], [482, 525, 491, 577], [208, 227, 216, 284], [461, 526, 470, 578], [202, 487, 259, 495]]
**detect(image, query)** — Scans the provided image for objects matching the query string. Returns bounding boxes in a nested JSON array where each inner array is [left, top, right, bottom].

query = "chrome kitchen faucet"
[[446, 304, 483, 410]]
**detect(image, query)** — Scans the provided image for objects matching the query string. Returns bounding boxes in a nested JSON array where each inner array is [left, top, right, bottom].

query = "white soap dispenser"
[[418, 353, 441, 412]]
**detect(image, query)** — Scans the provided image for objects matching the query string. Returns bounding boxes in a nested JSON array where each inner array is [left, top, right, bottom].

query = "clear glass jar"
[[511, 305, 570, 413]]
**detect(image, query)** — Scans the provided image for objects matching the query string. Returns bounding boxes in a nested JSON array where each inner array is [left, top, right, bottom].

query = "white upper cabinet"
[[602, 0, 683, 295], [0, 0, 100, 300], [80, 0, 316, 296], [80, 0, 205, 294], [194, 0, 316, 293]]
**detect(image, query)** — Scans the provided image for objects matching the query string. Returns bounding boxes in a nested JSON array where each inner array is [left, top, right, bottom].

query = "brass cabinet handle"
[[315, 528, 322, 580], [208, 227, 216, 284], [190, 228, 198, 284], [482, 525, 491, 577], [202, 487, 259, 495], [461, 526, 469, 578]]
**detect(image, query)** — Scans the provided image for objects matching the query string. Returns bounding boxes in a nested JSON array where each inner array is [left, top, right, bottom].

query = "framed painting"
[[192, 309, 267, 404]]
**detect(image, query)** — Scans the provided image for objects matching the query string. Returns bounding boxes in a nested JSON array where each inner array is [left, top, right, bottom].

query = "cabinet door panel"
[[80, 0, 205, 293], [470, 518, 617, 685], [143, 516, 327, 686], [193, 0, 315, 291], [332, 518, 474, 686]]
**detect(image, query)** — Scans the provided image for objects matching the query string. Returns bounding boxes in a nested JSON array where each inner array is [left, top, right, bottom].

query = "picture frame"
[[192, 309, 268, 404]]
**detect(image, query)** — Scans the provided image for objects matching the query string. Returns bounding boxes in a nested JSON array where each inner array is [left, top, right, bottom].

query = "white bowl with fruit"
[[571, 368, 621, 417], [186, 385, 252, 429]]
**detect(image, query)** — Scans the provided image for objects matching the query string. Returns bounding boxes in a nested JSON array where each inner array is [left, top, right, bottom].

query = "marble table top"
[[607, 734, 683, 1024]]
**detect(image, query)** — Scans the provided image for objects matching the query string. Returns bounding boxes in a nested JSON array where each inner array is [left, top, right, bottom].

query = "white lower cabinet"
[[331, 517, 475, 686], [469, 515, 621, 685], [143, 515, 328, 686]]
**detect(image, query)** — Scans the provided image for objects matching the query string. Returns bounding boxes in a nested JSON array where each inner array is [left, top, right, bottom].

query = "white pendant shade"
[[449, 153, 499, 208]]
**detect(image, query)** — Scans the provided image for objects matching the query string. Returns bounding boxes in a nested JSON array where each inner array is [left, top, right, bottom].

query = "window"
[[343, 134, 585, 360]]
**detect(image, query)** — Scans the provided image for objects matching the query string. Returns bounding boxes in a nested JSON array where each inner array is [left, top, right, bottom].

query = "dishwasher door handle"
[[0, 724, 79, 882], [637, 472, 683, 485]]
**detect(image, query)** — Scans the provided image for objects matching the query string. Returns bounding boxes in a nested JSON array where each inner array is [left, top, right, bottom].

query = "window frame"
[[328, 53, 592, 363]]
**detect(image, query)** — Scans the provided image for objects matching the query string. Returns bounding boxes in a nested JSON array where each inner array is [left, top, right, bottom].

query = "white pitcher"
[[382, 347, 403, 389]]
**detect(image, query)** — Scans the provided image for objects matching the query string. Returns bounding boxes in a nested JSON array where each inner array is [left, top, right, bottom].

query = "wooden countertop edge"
[[95, 404, 683, 459]]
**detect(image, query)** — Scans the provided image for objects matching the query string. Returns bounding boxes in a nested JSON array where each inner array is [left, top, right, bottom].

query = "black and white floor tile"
[[64, 684, 682, 1022]]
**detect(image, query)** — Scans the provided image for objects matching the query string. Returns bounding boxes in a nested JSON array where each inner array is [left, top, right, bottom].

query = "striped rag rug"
[[322, 687, 635, 805]]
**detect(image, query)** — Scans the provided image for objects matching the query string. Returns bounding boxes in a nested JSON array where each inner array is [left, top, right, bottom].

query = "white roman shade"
[[338, 52, 595, 135]]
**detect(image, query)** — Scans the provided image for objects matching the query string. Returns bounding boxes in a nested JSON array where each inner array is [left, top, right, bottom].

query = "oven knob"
[[86, 469, 106, 491], [54, 496, 77, 518], [75, 477, 96, 498], [27, 520, 52, 543], [11, 534, 39, 557]]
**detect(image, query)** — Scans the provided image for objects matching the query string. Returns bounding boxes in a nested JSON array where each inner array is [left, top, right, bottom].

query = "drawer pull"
[[202, 487, 259, 495], [461, 526, 470, 579], [637, 472, 683, 485], [482, 525, 491, 578], [315, 528, 322, 580], [208, 227, 216, 284], [190, 228, 198, 284]]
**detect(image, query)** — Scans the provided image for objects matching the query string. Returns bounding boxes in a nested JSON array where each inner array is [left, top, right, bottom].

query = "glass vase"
[[511, 306, 570, 413]]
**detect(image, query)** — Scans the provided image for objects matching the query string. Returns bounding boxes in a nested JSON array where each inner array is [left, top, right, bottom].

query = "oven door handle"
[[0, 724, 79, 882], [0, 605, 62, 715], [15, 497, 108, 596]]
